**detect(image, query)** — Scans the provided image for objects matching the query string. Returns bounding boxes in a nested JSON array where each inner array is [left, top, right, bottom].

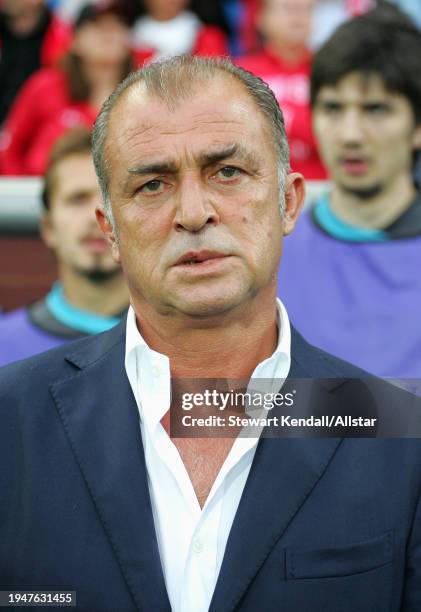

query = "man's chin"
[[167, 292, 248, 320], [339, 180, 383, 200], [76, 266, 122, 283]]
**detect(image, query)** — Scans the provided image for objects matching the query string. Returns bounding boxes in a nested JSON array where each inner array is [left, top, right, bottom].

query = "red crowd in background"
[[1, 0, 416, 178], [0, 2, 133, 175], [238, 0, 326, 179]]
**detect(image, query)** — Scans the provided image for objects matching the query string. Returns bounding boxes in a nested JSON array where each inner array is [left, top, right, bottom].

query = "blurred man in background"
[[0, 0, 133, 176], [132, 0, 228, 64], [0, 0, 71, 124], [279, 3, 421, 378], [237, 0, 327, 179], [0, 128, 129, 366]]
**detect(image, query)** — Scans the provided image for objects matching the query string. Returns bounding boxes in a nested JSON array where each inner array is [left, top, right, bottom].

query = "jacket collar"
[[52, 318, 171, 611]]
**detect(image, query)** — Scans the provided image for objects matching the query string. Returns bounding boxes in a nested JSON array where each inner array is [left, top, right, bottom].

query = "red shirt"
[[133, 24, 228, 67], [238, 0, 261, 53], [39, 15, 73, 66], [0, 67, 96, 176], [237, 48, 327, 179]]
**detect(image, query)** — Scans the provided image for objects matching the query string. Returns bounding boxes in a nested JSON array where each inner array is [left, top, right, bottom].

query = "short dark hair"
[[310, 3, 421, 124], [42, 128, 93, 210]]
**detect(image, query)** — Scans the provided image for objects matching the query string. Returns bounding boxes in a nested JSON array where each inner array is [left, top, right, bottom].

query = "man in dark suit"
[[1, 55, 420, 611]]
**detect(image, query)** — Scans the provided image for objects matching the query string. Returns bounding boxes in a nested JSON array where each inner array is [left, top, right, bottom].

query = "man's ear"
[[96, 206, 121, 263], [282, 172, 306, 236]]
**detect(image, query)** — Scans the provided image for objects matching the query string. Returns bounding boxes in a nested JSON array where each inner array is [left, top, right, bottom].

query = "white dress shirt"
[[132, 11, 201, 59], [125, 299, 291, 612]]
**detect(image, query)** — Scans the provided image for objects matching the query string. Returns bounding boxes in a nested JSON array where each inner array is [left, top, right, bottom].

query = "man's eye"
[[364, 103, 390, 115], [217, 167, 241, 180], [140, 179, 163, 193], [68, 197, 89, 205], [321, 102, 342, 114]]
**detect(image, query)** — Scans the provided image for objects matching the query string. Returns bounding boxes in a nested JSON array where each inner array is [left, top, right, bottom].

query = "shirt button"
[[192, 539, 203, 553]]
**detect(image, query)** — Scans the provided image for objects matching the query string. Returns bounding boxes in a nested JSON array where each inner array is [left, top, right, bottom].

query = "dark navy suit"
[[1, 320, 420, 611]]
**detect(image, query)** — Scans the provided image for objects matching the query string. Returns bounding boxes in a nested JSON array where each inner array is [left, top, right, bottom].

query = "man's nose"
[[339, 108, 365, 145], [173, 176, 219, 232]]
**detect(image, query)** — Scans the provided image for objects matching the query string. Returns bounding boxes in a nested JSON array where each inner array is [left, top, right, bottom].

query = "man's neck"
[[266, 41, 309, 67], [59, 267, 129, 316], [147, 10, 185, 22], [132, 291, 279, 379], [330, 174, 416, 229]]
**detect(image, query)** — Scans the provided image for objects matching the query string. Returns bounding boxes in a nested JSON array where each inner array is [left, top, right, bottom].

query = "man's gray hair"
[[92, 55, 290, 223]]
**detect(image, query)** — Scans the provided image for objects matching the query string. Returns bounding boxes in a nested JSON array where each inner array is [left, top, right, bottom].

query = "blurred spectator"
[[221, 0, 244, 54], [237, 0, 327, 179], [236, 0, 260, 53], [132, 0, 229, 65], [220, 0, 260, 55], [0, 0, 71, 124], [53, 0, 137, 26], [0, 128, 129, 366], [278, 4, 421, 378], [0, 0, 132, 175], [228, 0, 378, 55]]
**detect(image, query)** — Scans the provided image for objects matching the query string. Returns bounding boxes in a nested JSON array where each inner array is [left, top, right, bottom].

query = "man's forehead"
[[55, 152, 94, 178], [107, 76, 274, 157], [317, 72, 397, 100], [110, 75, 258, 127], [53, 153, 97, 190]]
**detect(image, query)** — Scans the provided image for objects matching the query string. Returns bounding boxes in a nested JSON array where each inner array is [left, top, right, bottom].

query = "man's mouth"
[[83, 237, 109, 253], [340, 157, 370, 176], [175, 251, 228, 266], [173, 251, 232, 274]]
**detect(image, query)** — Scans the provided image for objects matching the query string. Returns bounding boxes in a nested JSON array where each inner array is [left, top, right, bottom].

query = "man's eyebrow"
[[65, 188, 94, 199], [124, 160, 178, 191], [125, 144, 261, 185], [315, 92, 340, 102], [196, 143, 260, 168], [127, 160, 178, 176]]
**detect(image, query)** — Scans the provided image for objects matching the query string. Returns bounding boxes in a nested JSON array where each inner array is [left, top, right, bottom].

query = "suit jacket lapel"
[[209, 329, 344, 612], [50, 324, 170, 612], [209, 436, 342, 612]]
